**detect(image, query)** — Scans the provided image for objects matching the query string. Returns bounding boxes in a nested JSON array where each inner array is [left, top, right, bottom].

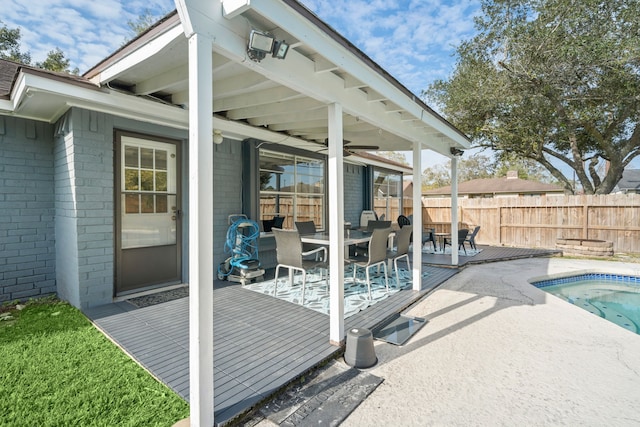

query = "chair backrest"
[[395, 226, 412, 256], [469, 225, 481, 238], [367, 227, 392, 264], [360, 210, 378, 228], [457, 229, 470, 244], [272, 228, 303, 267], [366, 220, 391, 232], [397, 215, 411, 228], [294, 220, 316, 235]]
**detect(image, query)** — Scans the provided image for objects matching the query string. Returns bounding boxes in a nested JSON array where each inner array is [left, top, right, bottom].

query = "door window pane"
[[141, 194, 155, 213], [125, 194, 139, 214], [124, 169, 139, 191], [141, 148, 154, 169], [155, 150, 167, 170], [140, 170, 154, 191], [124, 146, 138, 167]]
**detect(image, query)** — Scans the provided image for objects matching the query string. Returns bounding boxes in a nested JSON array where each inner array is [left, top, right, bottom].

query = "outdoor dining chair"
[[387, 225, 412, 285], [295, 220, 323, 259], [355, 220, 391, 256], [272, 228, 328, 305], [442, 229, 470, 254], [466, 225, 481, 250], [346, 227, 391, 299]]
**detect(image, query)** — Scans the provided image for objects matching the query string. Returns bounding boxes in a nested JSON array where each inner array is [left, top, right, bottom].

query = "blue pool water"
[[533, 273, 640, 335]]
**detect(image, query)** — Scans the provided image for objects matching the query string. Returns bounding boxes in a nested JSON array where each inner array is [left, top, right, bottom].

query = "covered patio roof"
[[82, 4, 468, 155]]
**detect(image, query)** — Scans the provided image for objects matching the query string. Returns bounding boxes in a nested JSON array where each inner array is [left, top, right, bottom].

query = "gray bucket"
[[344, 327, 377, 368]]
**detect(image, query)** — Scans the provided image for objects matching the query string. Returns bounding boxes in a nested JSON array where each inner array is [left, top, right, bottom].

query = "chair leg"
[[366, 267, 372, 299], [381, 262, 389, 293], [394, 258, 400, 285], [274, 265, 281, 297]]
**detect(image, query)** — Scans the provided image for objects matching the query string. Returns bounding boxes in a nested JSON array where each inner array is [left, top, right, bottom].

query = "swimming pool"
[[532, 273, 640, 335]]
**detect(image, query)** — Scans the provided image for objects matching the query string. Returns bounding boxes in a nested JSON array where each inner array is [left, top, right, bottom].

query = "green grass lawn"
[[0, 297, 189, 426]]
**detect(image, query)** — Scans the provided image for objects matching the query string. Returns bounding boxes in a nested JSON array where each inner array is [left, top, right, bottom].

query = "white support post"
[[187, 32, 214, 427], [451, 155, 459, 266], [412, 142, 423, 290], [327, 103, 345, 345]]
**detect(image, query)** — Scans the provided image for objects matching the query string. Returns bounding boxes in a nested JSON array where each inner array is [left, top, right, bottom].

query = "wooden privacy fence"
[[422, 194, 640, 254]]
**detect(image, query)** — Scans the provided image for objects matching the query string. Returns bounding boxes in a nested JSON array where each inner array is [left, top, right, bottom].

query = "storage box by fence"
[[422, 194, 640, 254]]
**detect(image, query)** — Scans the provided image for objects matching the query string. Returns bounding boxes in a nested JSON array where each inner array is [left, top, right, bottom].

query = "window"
[[259, 149, 325, 230], [373, 169, 402, 221]]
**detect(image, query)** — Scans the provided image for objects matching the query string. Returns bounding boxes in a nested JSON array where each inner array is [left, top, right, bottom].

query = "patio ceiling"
[[83, 2, 469, 157]]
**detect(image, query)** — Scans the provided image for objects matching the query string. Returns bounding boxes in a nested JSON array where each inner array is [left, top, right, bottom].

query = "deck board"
[[84, 246, 556, 425]]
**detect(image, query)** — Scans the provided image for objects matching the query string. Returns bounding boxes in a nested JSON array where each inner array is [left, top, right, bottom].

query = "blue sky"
[[2, 0, 480, 166]]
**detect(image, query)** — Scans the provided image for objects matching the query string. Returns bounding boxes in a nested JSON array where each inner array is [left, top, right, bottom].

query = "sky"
[[2, 0, 481, 168]]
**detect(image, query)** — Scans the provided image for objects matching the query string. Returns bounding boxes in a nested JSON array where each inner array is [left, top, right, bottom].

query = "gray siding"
[[344, 163, 365, 227], [212, 140, 244, 269], [0, 117, 56, 303], [54, 109, 114, 308]]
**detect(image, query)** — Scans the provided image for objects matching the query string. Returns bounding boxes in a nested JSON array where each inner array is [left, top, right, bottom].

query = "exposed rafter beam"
[[225, 97, 323, 120]]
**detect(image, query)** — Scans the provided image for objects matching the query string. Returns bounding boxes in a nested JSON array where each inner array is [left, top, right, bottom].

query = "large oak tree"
[[426, 0, 640, 194]]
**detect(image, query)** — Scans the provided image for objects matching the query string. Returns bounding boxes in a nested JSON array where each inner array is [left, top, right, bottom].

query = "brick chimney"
[[506, 170, 518, 179]]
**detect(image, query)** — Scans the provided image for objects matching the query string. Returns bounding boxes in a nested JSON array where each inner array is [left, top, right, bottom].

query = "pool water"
[[533, 274, 640, 335]]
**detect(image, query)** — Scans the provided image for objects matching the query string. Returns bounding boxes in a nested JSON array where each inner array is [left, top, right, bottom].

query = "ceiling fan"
[[316, 139, 379, 156]]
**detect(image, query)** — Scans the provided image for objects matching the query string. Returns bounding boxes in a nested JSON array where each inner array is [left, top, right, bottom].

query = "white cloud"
[[1, 0, 174, 71]]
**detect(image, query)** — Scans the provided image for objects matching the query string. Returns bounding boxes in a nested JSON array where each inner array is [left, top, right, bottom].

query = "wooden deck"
[[83, 246, 557, 425]]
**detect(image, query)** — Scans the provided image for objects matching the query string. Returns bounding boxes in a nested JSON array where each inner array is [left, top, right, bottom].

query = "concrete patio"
[[338, 257, 640, 426]]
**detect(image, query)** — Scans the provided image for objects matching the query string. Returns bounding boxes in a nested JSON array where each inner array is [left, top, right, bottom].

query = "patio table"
[[300, 230, 373, 247], [435, 232, 450, 252]]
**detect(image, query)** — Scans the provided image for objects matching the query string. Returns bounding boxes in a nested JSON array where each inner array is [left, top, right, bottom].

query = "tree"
[[426, 0, 640, 194], [0, 21, 77, 74], [375, 151, 409, 166], [422, 153, 495, 189], [0, 20, 31, 64], [494, 152, 556, 183], [36, 48, 79, 74], [127, 9, 159, 37]]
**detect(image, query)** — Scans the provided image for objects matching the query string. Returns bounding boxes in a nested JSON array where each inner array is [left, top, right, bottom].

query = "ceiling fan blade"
[[344, 145, 379, 150]]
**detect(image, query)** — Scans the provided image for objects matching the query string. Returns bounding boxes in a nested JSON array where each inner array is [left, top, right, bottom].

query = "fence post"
[[583, 198, 589, 240]]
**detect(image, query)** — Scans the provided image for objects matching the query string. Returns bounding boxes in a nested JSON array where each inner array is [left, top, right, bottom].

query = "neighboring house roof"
[[424, 176, 565, 197], [350, 151, 412, 174], [614, 169, 640, 193]]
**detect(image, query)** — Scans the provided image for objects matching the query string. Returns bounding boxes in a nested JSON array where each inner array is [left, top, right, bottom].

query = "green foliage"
[[0, 298, 189, 426], [0, 20, 31, 64], [376, 151, 410, 166], [36, 47, 79, 74], [127, 9, 159, 36], [0, 20, 78, 74], [425, 0, 640, 194], [422, 152, 557, 189]]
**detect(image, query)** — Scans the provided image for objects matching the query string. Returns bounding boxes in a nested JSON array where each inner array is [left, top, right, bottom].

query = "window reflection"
[[259, 150, 325, 230]]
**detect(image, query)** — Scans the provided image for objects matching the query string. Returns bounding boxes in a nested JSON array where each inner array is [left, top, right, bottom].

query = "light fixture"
[[247, 29, 289, 62], [450, 147, 464, 156], [213, 129, 224, 144], [247, 30, 274, 62], [272, 40, 289, 59]]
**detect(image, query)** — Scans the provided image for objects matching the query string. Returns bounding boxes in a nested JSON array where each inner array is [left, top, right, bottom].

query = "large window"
[[373, 169, 403, 221], [259, 149, 325, 230]]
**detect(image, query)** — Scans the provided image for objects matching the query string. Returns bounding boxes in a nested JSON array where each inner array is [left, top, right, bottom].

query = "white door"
[[115, 132, 181, 294]]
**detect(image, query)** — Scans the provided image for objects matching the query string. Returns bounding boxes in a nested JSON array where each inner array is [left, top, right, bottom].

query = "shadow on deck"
[[83, 245, 557, 425]]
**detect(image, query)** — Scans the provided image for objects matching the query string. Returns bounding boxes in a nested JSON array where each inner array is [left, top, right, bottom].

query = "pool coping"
[[529, 269, 640, 288]]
